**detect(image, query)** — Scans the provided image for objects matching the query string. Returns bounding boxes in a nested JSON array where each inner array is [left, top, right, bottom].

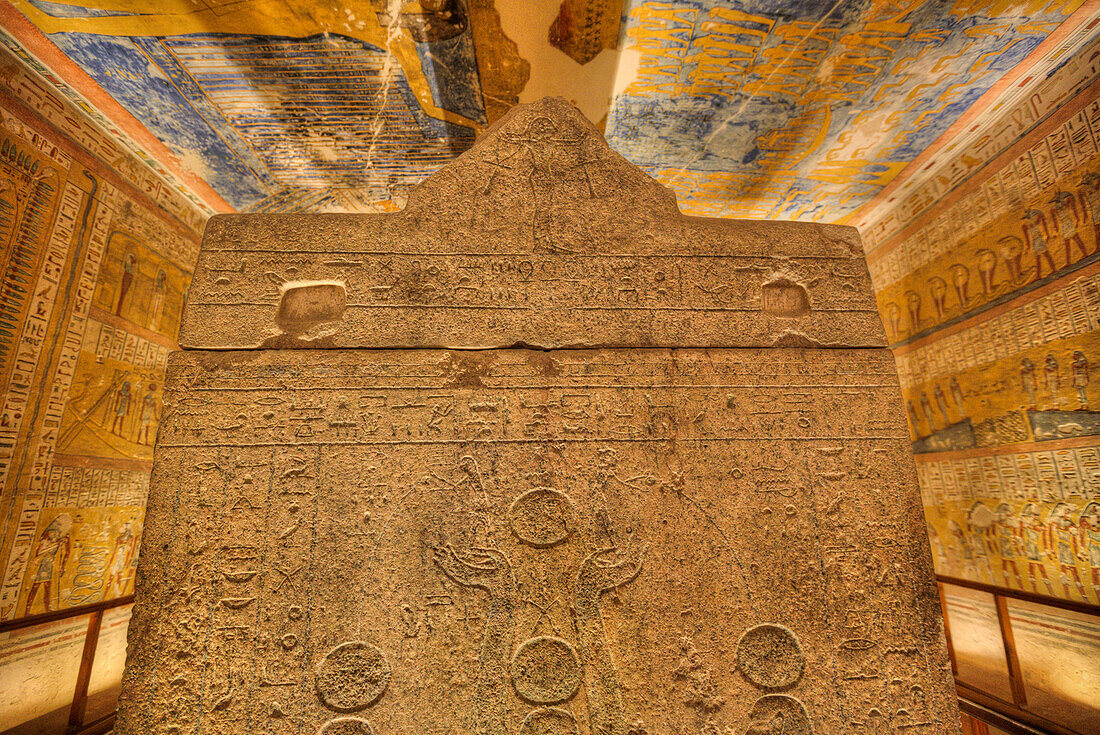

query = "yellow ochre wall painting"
[[0, 39, 205, 623], [863, 35, 1100, 605]]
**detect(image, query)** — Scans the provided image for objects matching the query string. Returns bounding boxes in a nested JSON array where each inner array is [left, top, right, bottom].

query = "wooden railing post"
[[66, 608, 103, 734], [993, 593, 1028, 709], [938, 581, 958, 676]]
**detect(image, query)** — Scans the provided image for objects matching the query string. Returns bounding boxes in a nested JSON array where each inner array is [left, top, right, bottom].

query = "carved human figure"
[[906, 400, 923, 439], [433, 516, 644, 735], [884, 302, 902, 340], [1022, 209, 1056, 278], [433, 544, 517, 735], [485, 115, 590, 248], [573, 545, 644, 735]]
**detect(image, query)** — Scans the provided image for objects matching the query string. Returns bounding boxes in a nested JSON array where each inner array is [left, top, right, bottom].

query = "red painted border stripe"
[[0, 1, 235, 215]]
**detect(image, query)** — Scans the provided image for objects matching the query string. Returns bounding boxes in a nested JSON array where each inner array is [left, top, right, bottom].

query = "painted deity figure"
[[1050, 191, 1088, 264], [1047, 503, 1086, 599], [948, 520, 984, 581], [1020, 358, 1037, 410], [906, 400, 923, 439], [1080, 502, 1100, 601], [24, 514, 72, 614], [432, 485, 644, 735], [972, 499, 998, 580], [108, 380, 132, 436], [933, 384, 951, 427], [1077, 172, 1100, 244], [1022, 209, 1056, 278], [116, 251, 136, 316], [919, 391, 936, 432], [994, 504, 1025, 589], [1044, 354, 1060, 406], [106, 521, 139, 596], [137, 384, 158, 445], [1072, 350, 1089, 410], [950, 377, 966, 420], [149, 269, 167, 332], [1020, 504, 1054, 595]]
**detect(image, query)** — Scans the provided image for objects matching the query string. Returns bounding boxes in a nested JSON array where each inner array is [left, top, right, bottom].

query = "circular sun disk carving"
[[510, 635, 582, 705], [315, 641, 391, 712], [736, 624, 805, 689], [508, 487, 575, 548]]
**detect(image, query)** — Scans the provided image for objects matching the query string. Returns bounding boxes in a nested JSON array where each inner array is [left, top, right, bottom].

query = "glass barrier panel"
[[1007, 597, 1100, 734], [83, 604, 133, 725], [941, 584, 1013, 702], [0, 614, 90, 735]]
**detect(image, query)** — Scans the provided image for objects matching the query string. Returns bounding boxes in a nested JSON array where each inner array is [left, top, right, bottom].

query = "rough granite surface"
[[118, 98, 960, 735]]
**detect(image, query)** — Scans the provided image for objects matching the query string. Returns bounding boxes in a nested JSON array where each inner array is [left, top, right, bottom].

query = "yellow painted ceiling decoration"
[[0, 0, 1093, 219]]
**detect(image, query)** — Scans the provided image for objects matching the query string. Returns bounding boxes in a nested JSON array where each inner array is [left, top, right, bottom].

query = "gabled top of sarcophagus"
[[180, 97, 885, 350]]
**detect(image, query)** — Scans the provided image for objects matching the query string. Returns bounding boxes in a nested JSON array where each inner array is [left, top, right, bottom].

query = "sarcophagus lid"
[[118, 98, 959, 735]]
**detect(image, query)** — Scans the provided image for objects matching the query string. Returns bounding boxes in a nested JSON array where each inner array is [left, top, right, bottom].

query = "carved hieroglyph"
[[117, 99, 960, 735]]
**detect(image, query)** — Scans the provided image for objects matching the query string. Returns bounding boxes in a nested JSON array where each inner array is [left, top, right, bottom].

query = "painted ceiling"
[[0, 0, 1096, 223]]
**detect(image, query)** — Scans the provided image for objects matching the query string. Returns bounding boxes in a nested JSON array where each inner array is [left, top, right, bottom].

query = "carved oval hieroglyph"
[[736, 624, 805, 689], [318, 718, 375, 735], [745, 694, 813, 734], [315, 641, 391, 712], [508, 487, 576, 548], [519, 707, 581, 735], [510, 635, 582, 705]]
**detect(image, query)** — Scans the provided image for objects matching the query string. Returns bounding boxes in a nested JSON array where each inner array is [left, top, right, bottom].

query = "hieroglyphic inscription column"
[[118, 98, 961, 735]]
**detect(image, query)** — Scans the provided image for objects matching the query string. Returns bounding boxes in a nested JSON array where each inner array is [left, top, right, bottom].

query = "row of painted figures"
[[932, 500, 1100, 602], [884, 177, 1100, 340], [907, 351, 1090, 438]]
